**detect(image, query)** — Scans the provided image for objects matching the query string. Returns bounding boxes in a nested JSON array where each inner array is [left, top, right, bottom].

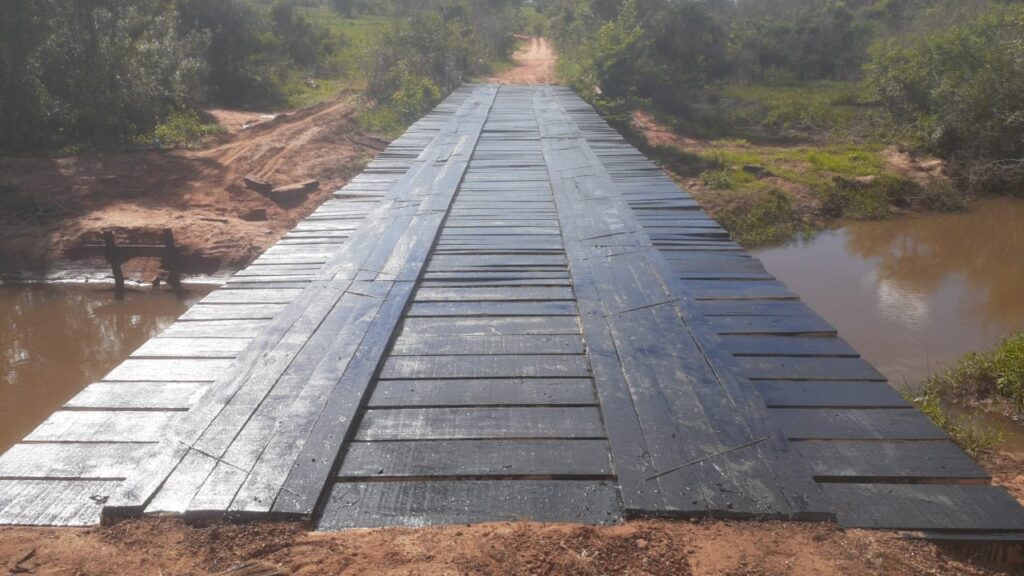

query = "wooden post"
[[163, 228, 184, 298], [103, 230, 125, 300]]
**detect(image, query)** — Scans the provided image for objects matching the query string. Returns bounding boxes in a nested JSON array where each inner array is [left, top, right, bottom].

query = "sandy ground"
[[488, 37, 557, 85], [0, 95, 385, 280], [0, 517, 1018, 576]]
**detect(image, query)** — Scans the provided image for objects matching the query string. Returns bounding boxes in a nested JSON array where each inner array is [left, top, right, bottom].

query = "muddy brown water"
[[0, 285, 210, 453], [754, 196, 1024, 449]]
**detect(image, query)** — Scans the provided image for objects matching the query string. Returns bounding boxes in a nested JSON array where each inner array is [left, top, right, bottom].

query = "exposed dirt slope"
[[0, 95, 385, 279], [489, 37, 557, 85], [0, 517, 1017, 576]]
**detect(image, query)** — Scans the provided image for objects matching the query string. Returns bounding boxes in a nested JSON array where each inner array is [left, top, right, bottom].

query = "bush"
[[926, 332, 1024, 415], [146, 111, 226, 149], [713, 188, 807, 247], [866, 6, 1024, 191]]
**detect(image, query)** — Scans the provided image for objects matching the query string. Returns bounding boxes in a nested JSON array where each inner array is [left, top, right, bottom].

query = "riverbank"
[[631, 106, 963, 247], [0, 95, 386, 283]]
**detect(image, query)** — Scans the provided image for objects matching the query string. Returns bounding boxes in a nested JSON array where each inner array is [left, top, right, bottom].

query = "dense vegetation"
[[542, 0, 1024, 244], [0, 0, 521, 153]]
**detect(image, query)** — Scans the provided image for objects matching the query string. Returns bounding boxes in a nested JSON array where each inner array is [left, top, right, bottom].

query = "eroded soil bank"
[[0, 95, 386, 282], [0, 517, 1020, 576]]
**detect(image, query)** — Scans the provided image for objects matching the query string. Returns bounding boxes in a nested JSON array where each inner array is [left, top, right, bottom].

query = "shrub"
[[866, 6, 1024, 191], [926, 332, 1024, 414]]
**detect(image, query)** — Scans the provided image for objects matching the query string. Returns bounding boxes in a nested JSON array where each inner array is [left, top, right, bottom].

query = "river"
[[0, 285, 210, 452], [754, 196, 1024, 445]]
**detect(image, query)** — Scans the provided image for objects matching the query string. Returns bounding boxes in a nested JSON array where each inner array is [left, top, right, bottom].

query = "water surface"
[[754, 196, 1024, 445], [0, 285, 208, 452]]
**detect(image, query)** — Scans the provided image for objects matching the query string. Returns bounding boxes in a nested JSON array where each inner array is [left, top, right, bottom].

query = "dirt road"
[[489, 37, 557, 85], [0, 95, 384, 280]]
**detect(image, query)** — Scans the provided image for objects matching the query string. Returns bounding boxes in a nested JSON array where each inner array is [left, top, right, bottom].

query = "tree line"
[[544, 0, 1024, 192], [0, 0, 521, 153]]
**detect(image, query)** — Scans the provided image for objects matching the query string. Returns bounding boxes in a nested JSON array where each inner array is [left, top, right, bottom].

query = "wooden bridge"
[[2, 85, 1023, 539]]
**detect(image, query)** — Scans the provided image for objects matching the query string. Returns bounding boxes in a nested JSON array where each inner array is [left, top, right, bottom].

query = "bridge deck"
[[2, 85, 1023, 537]]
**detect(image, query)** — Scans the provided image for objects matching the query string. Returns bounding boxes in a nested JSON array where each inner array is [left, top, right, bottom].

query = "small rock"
[[241, 208, 267, 222], [243, 175, 273, 194], [742, 164, 772, 178], [635, 538, 648, 549], [854, 175, 878, 186]]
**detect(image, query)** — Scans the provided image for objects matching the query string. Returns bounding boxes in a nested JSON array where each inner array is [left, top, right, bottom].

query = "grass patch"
[[705, 81, 894, 142], [904, 331, 1024, 456], [143, 111, 226, 149], [712, 189, 810, 247], [925, 332, 1024, 414], [904, 390, 1004, 456]]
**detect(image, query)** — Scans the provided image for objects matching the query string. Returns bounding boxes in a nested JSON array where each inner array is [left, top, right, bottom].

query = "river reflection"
[[755, 196, 1024, 388], [0, 285, 208, 452]]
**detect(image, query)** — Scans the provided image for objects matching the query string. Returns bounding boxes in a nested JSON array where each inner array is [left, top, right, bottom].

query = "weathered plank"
[[318, 480, 621, 529]]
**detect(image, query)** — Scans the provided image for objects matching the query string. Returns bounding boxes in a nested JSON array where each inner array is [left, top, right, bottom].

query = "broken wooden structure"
[[1, 85, 1022, 543], [81, 228, 184, 298]]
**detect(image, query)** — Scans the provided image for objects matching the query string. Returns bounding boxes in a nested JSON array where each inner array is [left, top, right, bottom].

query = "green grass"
[[712, 188, 811, 247], [712, 81, 893, 142], [926, 332, 1024, 414], [281, 10, 395, 108], [904, 331, 1024, 455], [904, 390, 1004, 456], [142, 111, 226, 149]]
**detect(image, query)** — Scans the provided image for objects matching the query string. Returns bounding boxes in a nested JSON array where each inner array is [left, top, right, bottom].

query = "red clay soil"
[[0, 516, 1017, 576], [488, 37, 557, 85], [0, 94, 385, 280]]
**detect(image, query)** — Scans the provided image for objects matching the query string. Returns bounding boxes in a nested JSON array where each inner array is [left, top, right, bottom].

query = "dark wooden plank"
[[754, 381, 908, 408], [823, 484, 1024, 531], [317, 480, 621, 529], [795, 440, 987, 481], [130, 338, 250, 359], [739, 357, 886, 381], [721, 335, 858, 357], [380, 354, 590, 379], [406, 301, 578, 317], [338, 439, 612, 477], [355, 407, 606, 441], [391, 334, 584, 356], [369, 378, 595, 407], [770, 408, 948, 440], [399, 316, 581, 336], [413, 286, 573, 301], [708, 316, 836, 336]]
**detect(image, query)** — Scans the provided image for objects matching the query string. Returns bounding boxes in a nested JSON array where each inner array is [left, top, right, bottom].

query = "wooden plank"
[[355, 407, 606, 441], [0, 480, 114, 526], [708, 316, 836, 336], [406, 301, 578, 317], [739, 357, 886, 382], [770, 408, 949, 440], [754, 381, 908, 408], [25, 411, 177, 443], [130, 338, 250, 359], [380, 354, 590, 379], [413, 286, 573, 301], [0, 443, 150, 480], [823, 484, 1024, 531], [399, 316, 581, 336], [178, 304, 286, 321], [795, 441, 987, 481], [317, 480, 621, 529], [391, 334, 584, 356], [338, 439, 612, 477], [102, 359, 233, 382], [369, 378, 596, 407], [158, 319, 269, 339], [65, 382, 207, 410], [721, 335, 858, 357]]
